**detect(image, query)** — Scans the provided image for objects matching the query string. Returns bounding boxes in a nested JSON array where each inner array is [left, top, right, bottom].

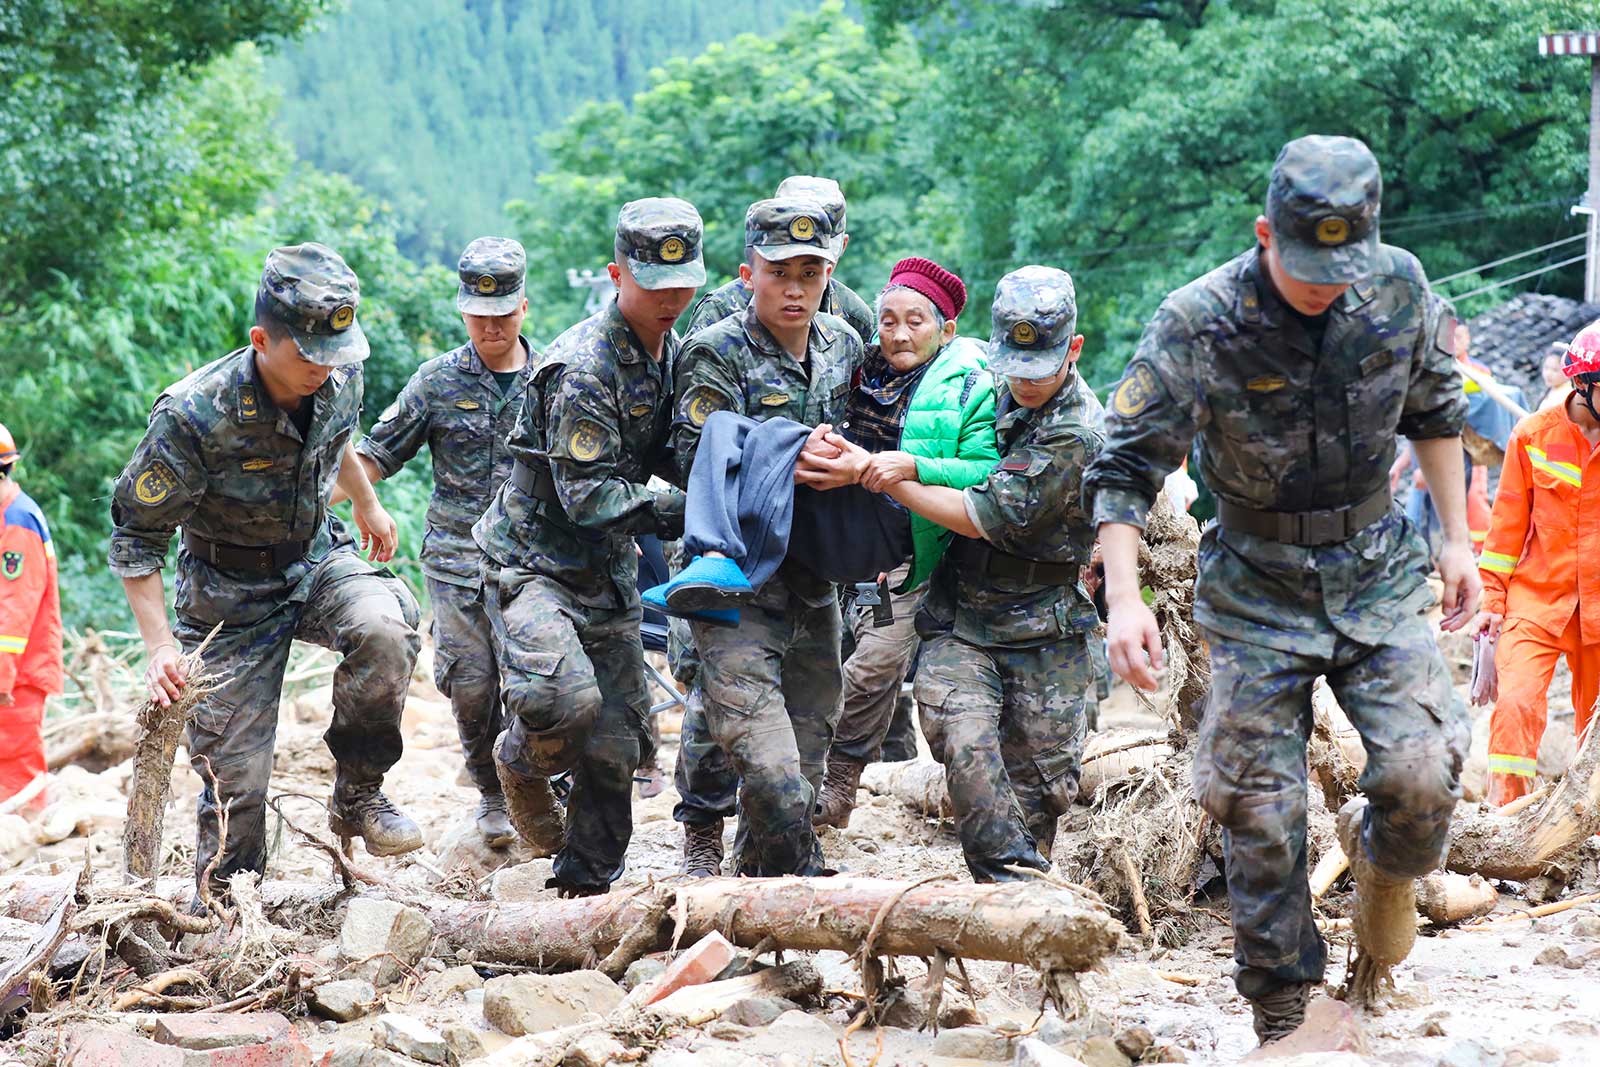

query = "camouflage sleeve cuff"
[[354, 438, 404, 480], [107, 534, 166, 578], [653, 487, 687, 540], [962, 487, 999, 543], [1092, 487, 1154, 531]]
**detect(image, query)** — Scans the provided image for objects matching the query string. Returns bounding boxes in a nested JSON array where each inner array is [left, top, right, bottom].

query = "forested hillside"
[[266, 0, 820, 261]]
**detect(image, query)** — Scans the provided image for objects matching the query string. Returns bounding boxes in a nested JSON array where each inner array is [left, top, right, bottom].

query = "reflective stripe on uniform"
[[1487, 752, 1538, 778], [0, 635, 25, 654], [1480, 550, 1518, 575], [1526, 445, 1582, 487]]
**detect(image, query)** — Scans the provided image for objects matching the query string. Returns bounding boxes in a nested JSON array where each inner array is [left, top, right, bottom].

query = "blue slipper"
[[664, 555, 754, 614], [643, 581, 741, 628]]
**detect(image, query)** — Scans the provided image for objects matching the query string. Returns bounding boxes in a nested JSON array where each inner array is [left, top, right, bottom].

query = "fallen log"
[[1309, 680, 1365, 811], [1447, 710, 1600, 881], [44, 712, 140, 773]]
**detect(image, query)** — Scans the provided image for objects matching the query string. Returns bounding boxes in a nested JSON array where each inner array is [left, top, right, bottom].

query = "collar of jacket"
[[458, 336, 535, 380], [1238, 246, 1377, 331], [600, 297, 666, 366], [230, 346, 348, 426], [740, 303, 836, 363], [996, 366, 1080, 432]]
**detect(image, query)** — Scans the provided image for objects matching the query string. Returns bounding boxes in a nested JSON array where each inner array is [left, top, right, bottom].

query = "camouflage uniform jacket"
[[672, 304, 865, 607], [473, 299, 685, 609], [108, 346, 363, 626], [686, 275, 874, 343], [1084, 244, 1467, 654], [357, 339, 535, 588], [924, 370, 1104, 648]]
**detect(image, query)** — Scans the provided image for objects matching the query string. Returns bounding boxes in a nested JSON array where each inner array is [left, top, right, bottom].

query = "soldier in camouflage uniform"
[[828, 266, 1102, 881], [473, 199, 704, 895], [686, 176, 874, 343], [110, 244, 424, 893], [1085, 137, 1477, 1042], [670, 198, 863, 876], [349, 237, 535, 847]]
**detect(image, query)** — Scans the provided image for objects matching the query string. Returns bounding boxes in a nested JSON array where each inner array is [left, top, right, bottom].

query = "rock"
[[66, 1023, 314, 1067], [420, 957, 446, 973], [1113, 1026, 1154, 1061], [621, 956, 667, 992], [1568, 914, 1600, 939], [338, 899, 434, 987], [875, 988, 926, 1030], [1532, 946, 1569, 968], [488, 858, 556, 901], [704, 1022, 755, 1041], [562, 1032, 627, 1067], [932, 1026, 1015, 1062], [483, 970, 623, 1036], [374, 1014, 449, 1065], [320, 1046, 418, 1067], [309, 979, 378, 1022], [420, 964, 483, 1002], [151, 1013, 293, 1050], [318, 1022, 338, 1035], [1077, 1035, 1133, 1067], [436, 815, 535, 879], [440, 1024, 486, 1062], [1241, 999, 1368, 1061], [1437, 1040, 1505, 1067], [940, 1002, 984, 1029], [1151, 1046, 1187, 1063], [723, 996, 795, 1028], [766, 1009, 835, 1043], [1418, 1017, 1447, 1038], [1015, 1039, 1091, 1067], [627, 932, 738, 1006]]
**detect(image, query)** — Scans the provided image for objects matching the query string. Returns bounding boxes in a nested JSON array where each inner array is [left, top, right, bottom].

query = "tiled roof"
[[1466, 292, 1600, 401]]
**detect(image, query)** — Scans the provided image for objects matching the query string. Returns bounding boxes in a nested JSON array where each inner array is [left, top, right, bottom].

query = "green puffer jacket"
[[898, 335, 999, 590]]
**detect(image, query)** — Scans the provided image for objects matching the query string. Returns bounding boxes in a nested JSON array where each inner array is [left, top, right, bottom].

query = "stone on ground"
[[420, 963, 484, 1002], [309, 979, 378, 1022], [932, 1026, 1016, 1062], [488, 858, 555, 901], [375, 1013, 450, 1065], [482, 970, 623, 1035], [338, 898, 434, 986]]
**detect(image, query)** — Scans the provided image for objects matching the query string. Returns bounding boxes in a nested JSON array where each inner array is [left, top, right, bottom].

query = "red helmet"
[[0, 423, 17, 465], [1562, 320, 1600, 382]]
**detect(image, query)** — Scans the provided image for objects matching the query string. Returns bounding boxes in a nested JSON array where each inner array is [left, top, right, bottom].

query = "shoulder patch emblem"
[[1112, 363, 1160, 419], [241, 458, 274, 472], [628, 402, 653, 418], [1246, 375, 1286, 393], [1, 551, 22, 581], [569, 418, 607, 463], [133, 462, 179, 506], [759, 392, 791, 408], [454, 399, 481, 411], [683, 386, 728, 428]]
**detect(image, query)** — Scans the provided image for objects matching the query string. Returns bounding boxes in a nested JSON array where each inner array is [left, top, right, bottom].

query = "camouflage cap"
[[616, 197, 707, 290], [745, 197, 838, 264], [457, 236, 527, 315], [775, 175, 847, 255], [989, 265, 1078, 380], [258, 242, 368, 367], [1266, 135, 1382, 285]]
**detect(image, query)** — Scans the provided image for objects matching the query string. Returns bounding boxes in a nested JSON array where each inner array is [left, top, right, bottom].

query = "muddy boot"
[[681, 818, 725, 878], [1249, 981, 1311, 1045], [812, 755, 865, 830], [1337, 796, 1416, 997], [328, 780, 424, 857], [493, 747, 565, 857], [476, 791, 516, 849]]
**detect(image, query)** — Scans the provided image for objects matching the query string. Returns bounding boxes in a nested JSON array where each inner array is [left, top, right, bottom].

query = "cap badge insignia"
[[659, 237, 687, 263], [330, 304, 355, 330], [1010, 321, 1038, 346], [789, 215, 816, 241], [477, 274, 497, 294], [1315, 217, 1350, 246]]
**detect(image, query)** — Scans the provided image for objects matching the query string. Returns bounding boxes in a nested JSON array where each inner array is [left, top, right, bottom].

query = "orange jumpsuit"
[[1479, 401, 1600, 806], [0, 478, 63, 808]]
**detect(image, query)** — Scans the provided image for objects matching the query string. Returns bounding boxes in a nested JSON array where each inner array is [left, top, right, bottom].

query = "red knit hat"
[[887, 257, 966, 320]]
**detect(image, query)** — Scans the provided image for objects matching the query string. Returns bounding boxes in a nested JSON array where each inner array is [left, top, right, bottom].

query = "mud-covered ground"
[[4, 639, 1598, 1067]]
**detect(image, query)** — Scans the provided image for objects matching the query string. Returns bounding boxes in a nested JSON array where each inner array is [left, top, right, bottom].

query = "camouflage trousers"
[[427, 576, 503, 796], [830, 567, 925, 763], [672, 687, 737, 827], [178, 552, 420, 890], [691, 590, 842, 876], [1195, 617, 1469, 998], [914, 632, 1091, 882], [483, 564, 653, 892]]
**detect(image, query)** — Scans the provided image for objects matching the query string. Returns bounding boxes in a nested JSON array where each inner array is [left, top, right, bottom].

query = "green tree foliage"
[[508, 0, 930, 338], [266, 0, 821, 262], [861, 0, 1594, 386]]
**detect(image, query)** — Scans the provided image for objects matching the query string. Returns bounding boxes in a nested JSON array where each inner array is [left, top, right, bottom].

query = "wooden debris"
[[1309, 843, 1349, 902], [1136, 491, 1206, 736], [1415, 872, 1498, 925]]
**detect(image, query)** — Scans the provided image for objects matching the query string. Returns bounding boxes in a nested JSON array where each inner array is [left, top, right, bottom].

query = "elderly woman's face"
[[878, 289, 952, 372]]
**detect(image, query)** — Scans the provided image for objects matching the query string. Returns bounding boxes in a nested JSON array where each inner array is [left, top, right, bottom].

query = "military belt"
[[182, 530, 309, 575], [510, 460, 605, 544], [972, 544, 1080, 586], [1216, 485, 1392, 547]]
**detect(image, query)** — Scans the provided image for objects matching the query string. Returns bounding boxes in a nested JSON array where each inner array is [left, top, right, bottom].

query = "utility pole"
[[1541, 31, 1600, 301]]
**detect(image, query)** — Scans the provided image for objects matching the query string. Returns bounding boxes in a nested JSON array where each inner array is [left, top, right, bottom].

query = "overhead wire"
[[1446, 253, 1589, 303], [1433, 233, 1586, 287]]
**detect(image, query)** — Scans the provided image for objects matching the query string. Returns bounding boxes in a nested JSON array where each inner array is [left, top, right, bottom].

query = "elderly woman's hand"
[[860, 451, 918, 493], [796, 436, 869, 490]]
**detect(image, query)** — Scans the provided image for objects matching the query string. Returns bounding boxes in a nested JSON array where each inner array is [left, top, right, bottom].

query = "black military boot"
[[493, 747, 565, 857], [329, 778, 424, 857], [476, 791, 516, 849], [812, 755, 865, 829], [681, 818, 725, 878], [1249, 981, 1312, 1045]]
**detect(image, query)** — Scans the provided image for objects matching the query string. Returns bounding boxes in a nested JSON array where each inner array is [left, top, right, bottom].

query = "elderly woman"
[[648, 256, 1001, 873]]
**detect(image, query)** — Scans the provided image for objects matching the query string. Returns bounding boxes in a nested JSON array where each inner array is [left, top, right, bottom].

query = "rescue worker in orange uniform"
[[0, 423, 64, 808], [1475, 321, 1600, 806]]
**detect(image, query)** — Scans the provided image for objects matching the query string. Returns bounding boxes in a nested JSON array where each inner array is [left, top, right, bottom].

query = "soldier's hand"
[[354, 501, 399, 563], [796, 437, 868, 490], [800, 423, 842, 460], [1435, 540, 1481, 632], [1107, 597, 1164, 692], [144, 642, 188, 708]]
